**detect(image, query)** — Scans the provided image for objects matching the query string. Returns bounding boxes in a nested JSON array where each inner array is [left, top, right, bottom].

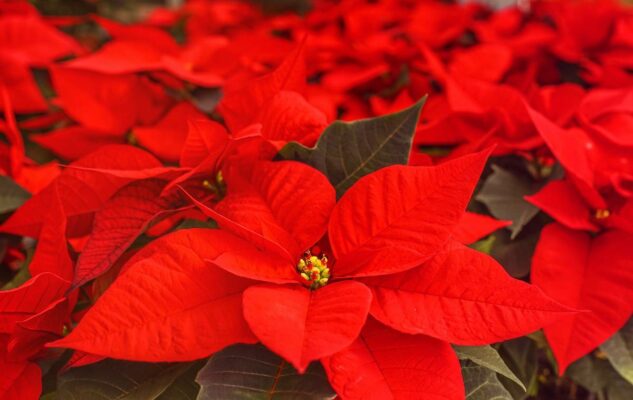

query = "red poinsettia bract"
[[50, 150, 570, 399]]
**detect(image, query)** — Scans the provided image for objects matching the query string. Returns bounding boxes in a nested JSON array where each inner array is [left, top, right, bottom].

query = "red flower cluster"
[[1, 0, 632, 399]]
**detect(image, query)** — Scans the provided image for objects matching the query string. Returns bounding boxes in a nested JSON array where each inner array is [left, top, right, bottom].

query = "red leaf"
[[92, 16, 179, 53], [73, 179, 188, 289], [258, 91, 327, 147], [453, 212, 510, 245], [532, 223, 633, 373], [1, 145, 162, 238], [179, 119, 230, 168], [242, 281, 372, 372], [449, 43, 513, 82], [182, 190, 297, 282], [216, 161, 336, 257], [219, 44, 306, 132], [28, 187, 73, 281], [329, 150, 490, 278], [9, 297, 69, 360], [0, 273, 69, 334], [134, 102, 206, 163], [49, 229, 257, 361], [62, 351, 104, 371], [0, 361, 41, 400], [323, 319, 464, 400], [364, 241, 572, 344], [0, 14, 78, 66], [65, 40, 165, 75], [51, 67, 170, 134], [578, 87, 633, 146], [0, 83, 24, 178], [0, 58, 47, 113], [31, 126, 125, 161], [526, 106, 594, 187], [525, 179, 598, 232]]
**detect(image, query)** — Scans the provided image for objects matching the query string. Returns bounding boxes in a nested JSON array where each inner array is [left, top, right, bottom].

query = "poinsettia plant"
[[2, 0, 633, 399]]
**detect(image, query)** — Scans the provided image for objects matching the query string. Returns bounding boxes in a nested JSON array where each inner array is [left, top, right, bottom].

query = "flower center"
[[594, 209, 610, 220], [297, 248, 330, 289]]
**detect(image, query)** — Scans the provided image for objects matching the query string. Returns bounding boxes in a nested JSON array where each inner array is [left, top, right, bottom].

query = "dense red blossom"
[[1, 0, 633, 399]]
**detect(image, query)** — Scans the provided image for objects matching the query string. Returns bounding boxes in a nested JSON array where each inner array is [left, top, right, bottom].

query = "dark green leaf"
[[566, 355, 612, 394], [253, 0, 313, 15], [489, 219, 541, 278], [606, 368, 633, 400], [190, 87, 223, 114], [0, 175, 30, 214], [475, 166, 541, 239], [173, 219, 218, 231], [196, 344, 336, 400], [454, 345, 525, 390], [279, 97, 426, 198], [498, 337, 539, 399], [601, 318, 633, 385], [461, 360, 513, 400], [157, 362, 203, 400], [58, 359, 199, 400]]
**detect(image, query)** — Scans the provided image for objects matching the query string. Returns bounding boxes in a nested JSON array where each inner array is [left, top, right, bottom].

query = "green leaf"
[[157, 362, 203, 400], [173, 219, 218, 231], [488, 223, 540, 279], [454, 345, 525, 391], [196, 344, 336, 400], [190, 87, 222, 114], [469, 235, 496, 255], [606, 368, 633, 400], [566, 355, 612, 394], [498, 337, 539, 399], [601, 318, 633, 385], [279, 96, 426, 198], [475, 165, 541, 239], [0, 175, 30, 214], [461, 360, 513, 400], [58, 359, 200, 400]]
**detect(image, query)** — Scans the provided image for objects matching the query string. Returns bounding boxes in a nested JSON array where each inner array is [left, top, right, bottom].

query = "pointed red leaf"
[[0, 14, 78, 66], [73, 179, 189, 289], [65, 39, 165, 75], [31, 126, 125, 161], [242, 281, 372, 372], [532, 223, 633, 373], [216, 161, 336, 257], [1, 145, 162, 238], [453, 212, 511, 245], [525, 179, 598, 232], [219, 44, 306, 132], [181, 188, 298, 280], [51, 67, 170, 134], [28, 187, 73, 281], [0, 361, 41, 400], [62, 351, 105, 371], [330, 150, 490, 278], [0, 83, 25, 179], [179, 119, 229, 168], [364, 241, 572, 344], [323, 319, 464, 400], [9, 297, 70, 360], [258, 91, 327, 146], [526, 106, 594, 187], [0, 273, 69, 334], [49, 229, 258, 361], [0, 59, 47, 113], [133, 102, 206, 163]]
